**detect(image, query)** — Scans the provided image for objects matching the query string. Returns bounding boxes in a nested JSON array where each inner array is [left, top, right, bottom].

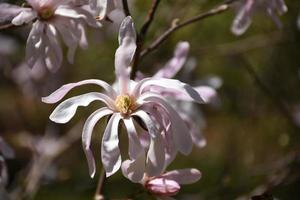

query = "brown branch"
[[122, 0, 131, 16], [130, 0, 161, 79], [140, 3, 231, 58], [0, 23, 15, 30], [94, 168, 106, 200]]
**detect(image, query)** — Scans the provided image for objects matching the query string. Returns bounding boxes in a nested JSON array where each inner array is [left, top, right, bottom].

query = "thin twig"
[[140, 3, 231, 58], [241, 57, 297, 128], [131, 0, 161, 79], [0, 23, 15, 30], [122, 0, 131, 16], [94, 168, 106, 200]]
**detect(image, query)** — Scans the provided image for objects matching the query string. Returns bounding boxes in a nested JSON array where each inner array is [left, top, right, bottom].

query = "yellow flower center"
[[115, 95, 136, 115], [39, 7, 54, 20]]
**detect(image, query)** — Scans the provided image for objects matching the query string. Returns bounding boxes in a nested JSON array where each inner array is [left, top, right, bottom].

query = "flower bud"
[[145, 177, 180, 196]]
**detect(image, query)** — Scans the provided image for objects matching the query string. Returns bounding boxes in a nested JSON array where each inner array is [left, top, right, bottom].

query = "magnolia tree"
[[0, 0, 299, 200]]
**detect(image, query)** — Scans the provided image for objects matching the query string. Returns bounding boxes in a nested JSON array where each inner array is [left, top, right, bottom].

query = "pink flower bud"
[[145, 177, 181, 196]]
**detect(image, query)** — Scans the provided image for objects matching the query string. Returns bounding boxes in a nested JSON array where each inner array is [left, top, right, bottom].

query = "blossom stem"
[[130, 0, 161, 79], [122, 0, 131, 17], [94, 168, 106, 200], [140, 2, 232, 59], [0, 23, 15, 30]]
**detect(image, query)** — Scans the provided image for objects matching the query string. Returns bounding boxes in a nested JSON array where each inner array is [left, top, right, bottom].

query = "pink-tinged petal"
[[266, 8, 283, 29], [121, 153, 146, 183], [54, 6, 86, 19], [146, 133, 165, 177], [49, 92, 114, 124], [11, 8, 36, 25], [26, 21, 45, 68], [139, 94, 193, 155], [123, 118, 144, 160], [54, 17, 80, 64], [78, 22, 88, 49], [82, 108, 113, 178], [0, 156, 8, 186], [164, 124, 177, 166], [162, 168, 201, 185], [70, 6, 102, 28], [154, 42, 190, 79], [274, 0, 288, 15], [115, 16, 137, 94], [90, 0, 118, 19], [132, 110, 157, 139], [172, 86, 216, 103], [134, 78, 205, 103], [133, 110, 165, 177], [42, 79, 116, 104], [0, 137, 14, 159], [44, 24, 63, 72], [0, 3, 27, 24], [145, 177, 180, 196], [25, 0, 39, 9], [101, 114, 122, 177], [139, 131, 150, 149], [90, 0, 107, 19], [231, 0, 254, 36]]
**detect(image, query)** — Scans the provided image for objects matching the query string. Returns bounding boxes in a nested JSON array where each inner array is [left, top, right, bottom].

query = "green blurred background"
[[1, 0, 300, 199]]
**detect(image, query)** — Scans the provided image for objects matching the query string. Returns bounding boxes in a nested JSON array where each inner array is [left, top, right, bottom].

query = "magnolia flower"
[[231, 0, 288, 35], [0, 0, 101, 72], [42, 17, 209, 179]]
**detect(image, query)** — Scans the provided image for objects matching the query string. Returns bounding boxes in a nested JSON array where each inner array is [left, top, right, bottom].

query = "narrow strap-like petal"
[[123, 118, 144, 160], [132, 110, 157, 138], [146, 133, 165, 177], [0, 3, 26, 24], [11, 8, 36, 26], [154, 42, 190, 79], [173, 85, 216, 103], [121, 153, 146, 183], [101, 114, 122, 177], [0, 156, 8, 186], [133, 110, 165, 177], [82, 108, 113, 178], [162, 168, 201, 184], [44, 24, 63, 72], [231, 0, 254, 36], [0, 137, 14, 159], [133, 78, 205, 103], [139, 93, 193, 155], [49, 92, 115, 124], [115, 16, 137, 94], [42, 79, 117, 104]]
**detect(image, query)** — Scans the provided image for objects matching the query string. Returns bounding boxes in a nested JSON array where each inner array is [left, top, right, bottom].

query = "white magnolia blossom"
[[0, 0, 101, 72], [43, 17, 214, 180], [231, 0, 288, 35]]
